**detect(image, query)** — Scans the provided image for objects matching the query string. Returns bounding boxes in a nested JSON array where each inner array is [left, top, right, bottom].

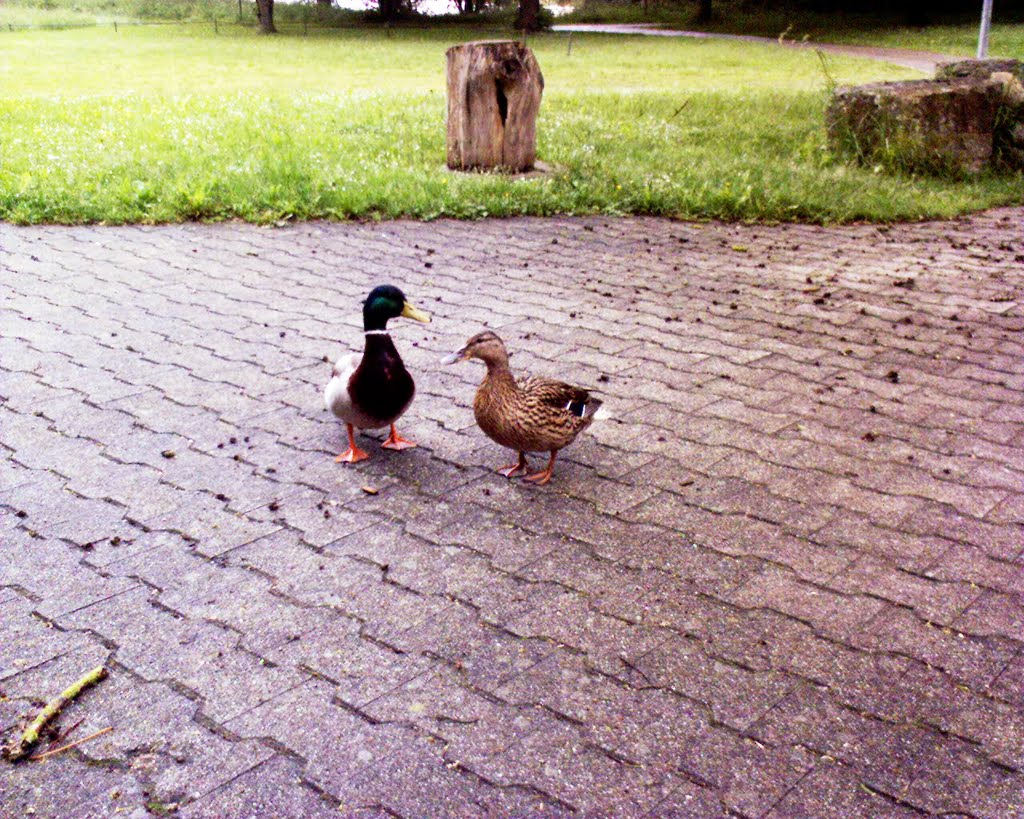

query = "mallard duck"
[[443, 331, 603, 485], [324, 284, 431, 463]]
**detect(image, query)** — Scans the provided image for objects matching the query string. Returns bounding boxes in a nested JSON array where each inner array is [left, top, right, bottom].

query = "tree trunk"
[[255, 0, 276, 32], [697, 0, 711, 22], [515, 0, 540, 32], [378, 0, 400, 22], [446, 41, 544, 172]]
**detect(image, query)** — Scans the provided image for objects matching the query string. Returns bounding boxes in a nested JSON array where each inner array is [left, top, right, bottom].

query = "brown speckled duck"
[[443, 331, 603, 485]]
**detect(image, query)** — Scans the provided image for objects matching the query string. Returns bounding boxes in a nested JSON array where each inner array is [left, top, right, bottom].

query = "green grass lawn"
[[1, 23, 1022, 224]]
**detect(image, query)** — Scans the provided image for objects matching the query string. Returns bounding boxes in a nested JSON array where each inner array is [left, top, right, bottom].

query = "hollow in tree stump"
[[446, 41, 544, 173]]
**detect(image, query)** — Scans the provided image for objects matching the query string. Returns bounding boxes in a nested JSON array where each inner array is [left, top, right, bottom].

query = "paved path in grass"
[[2, 210, 1023, 817], [553, 22, 953, 73]]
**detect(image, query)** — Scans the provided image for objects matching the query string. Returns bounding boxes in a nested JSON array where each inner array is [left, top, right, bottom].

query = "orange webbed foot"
[[523, 452, 557, 486], [335, 447, 370, 464], [498, 452, 528, 478], [381, 424, 417, 451], [335, 424, 370, 463]]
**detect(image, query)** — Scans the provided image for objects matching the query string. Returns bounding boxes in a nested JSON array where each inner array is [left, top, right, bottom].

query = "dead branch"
[[48, 716, 86, 749], [29, 726, 113, 762], [4, 666, 108, 763]]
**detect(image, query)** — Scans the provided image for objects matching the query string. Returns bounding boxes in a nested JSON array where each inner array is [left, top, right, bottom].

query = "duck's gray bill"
[[441, 351, 463, 365]]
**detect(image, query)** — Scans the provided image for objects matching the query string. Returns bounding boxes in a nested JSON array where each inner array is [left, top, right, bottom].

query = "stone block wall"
[[826, 59, 1024, 174]]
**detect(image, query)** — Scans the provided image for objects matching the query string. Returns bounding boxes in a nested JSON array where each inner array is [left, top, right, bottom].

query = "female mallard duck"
[[443, 331, 603, 485], [324, 284, 431, 464]]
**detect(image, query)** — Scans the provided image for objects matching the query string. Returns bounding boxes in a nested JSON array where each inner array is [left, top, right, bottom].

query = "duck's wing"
[[518, 375, 593, 416], [334, 353, 362, 381], [324, 352, 362, 416], [515, 376, 603, 442]]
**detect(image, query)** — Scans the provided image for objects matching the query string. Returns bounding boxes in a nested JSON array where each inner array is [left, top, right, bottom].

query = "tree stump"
[[446, 41, 544, 173]]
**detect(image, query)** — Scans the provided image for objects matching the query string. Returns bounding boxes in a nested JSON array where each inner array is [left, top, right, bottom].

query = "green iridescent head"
[[363, 284, 431, 331]]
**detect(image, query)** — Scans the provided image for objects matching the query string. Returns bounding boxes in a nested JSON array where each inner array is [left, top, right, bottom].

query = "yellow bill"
[[401, 301, 431, 323]]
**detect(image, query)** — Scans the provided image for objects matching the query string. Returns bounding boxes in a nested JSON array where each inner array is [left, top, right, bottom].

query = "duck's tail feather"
[[571, 397, 606, 427]]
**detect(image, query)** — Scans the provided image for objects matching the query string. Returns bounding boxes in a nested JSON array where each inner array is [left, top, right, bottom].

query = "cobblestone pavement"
[[1, 211, 1023, 818]]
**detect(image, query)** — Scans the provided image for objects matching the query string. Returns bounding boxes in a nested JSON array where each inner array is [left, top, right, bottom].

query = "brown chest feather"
[[349, 341, 415, 425]]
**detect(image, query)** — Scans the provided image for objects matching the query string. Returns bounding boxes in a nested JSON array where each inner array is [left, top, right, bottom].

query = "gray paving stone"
[[177, 754, 340, 818], [643, 775, 731, 818], [401, 604, 554, 692], [224, 680, 408, 795], [63, 671, 275, 804], [145, 497, 281, 558], [270, 619, 434, 709], [763, 762, 921, 818], [0, 754, 149, 819], [345, 740, 509, 818], [242, 485, 376, 548], [4, 211, 1024, 816], [361, 663, 494, 731]]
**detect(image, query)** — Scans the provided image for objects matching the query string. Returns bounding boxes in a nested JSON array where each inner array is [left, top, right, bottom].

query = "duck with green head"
[[324, 284, 431, 463]]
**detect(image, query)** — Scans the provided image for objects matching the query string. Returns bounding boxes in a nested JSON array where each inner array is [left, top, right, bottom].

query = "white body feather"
[[324, 353, 388, 430]]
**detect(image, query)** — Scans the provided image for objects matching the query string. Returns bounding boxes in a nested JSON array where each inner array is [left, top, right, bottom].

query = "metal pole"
[[977, 0, 994, 59]]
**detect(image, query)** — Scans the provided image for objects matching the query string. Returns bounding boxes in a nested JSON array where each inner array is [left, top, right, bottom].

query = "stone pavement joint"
[[1, 211, 1023, 817]]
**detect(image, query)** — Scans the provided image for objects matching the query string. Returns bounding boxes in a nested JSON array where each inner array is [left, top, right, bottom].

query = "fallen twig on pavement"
[[3, 666, 108, 762], [29, 726, 113, 762], [48, 716, 86, 749]]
